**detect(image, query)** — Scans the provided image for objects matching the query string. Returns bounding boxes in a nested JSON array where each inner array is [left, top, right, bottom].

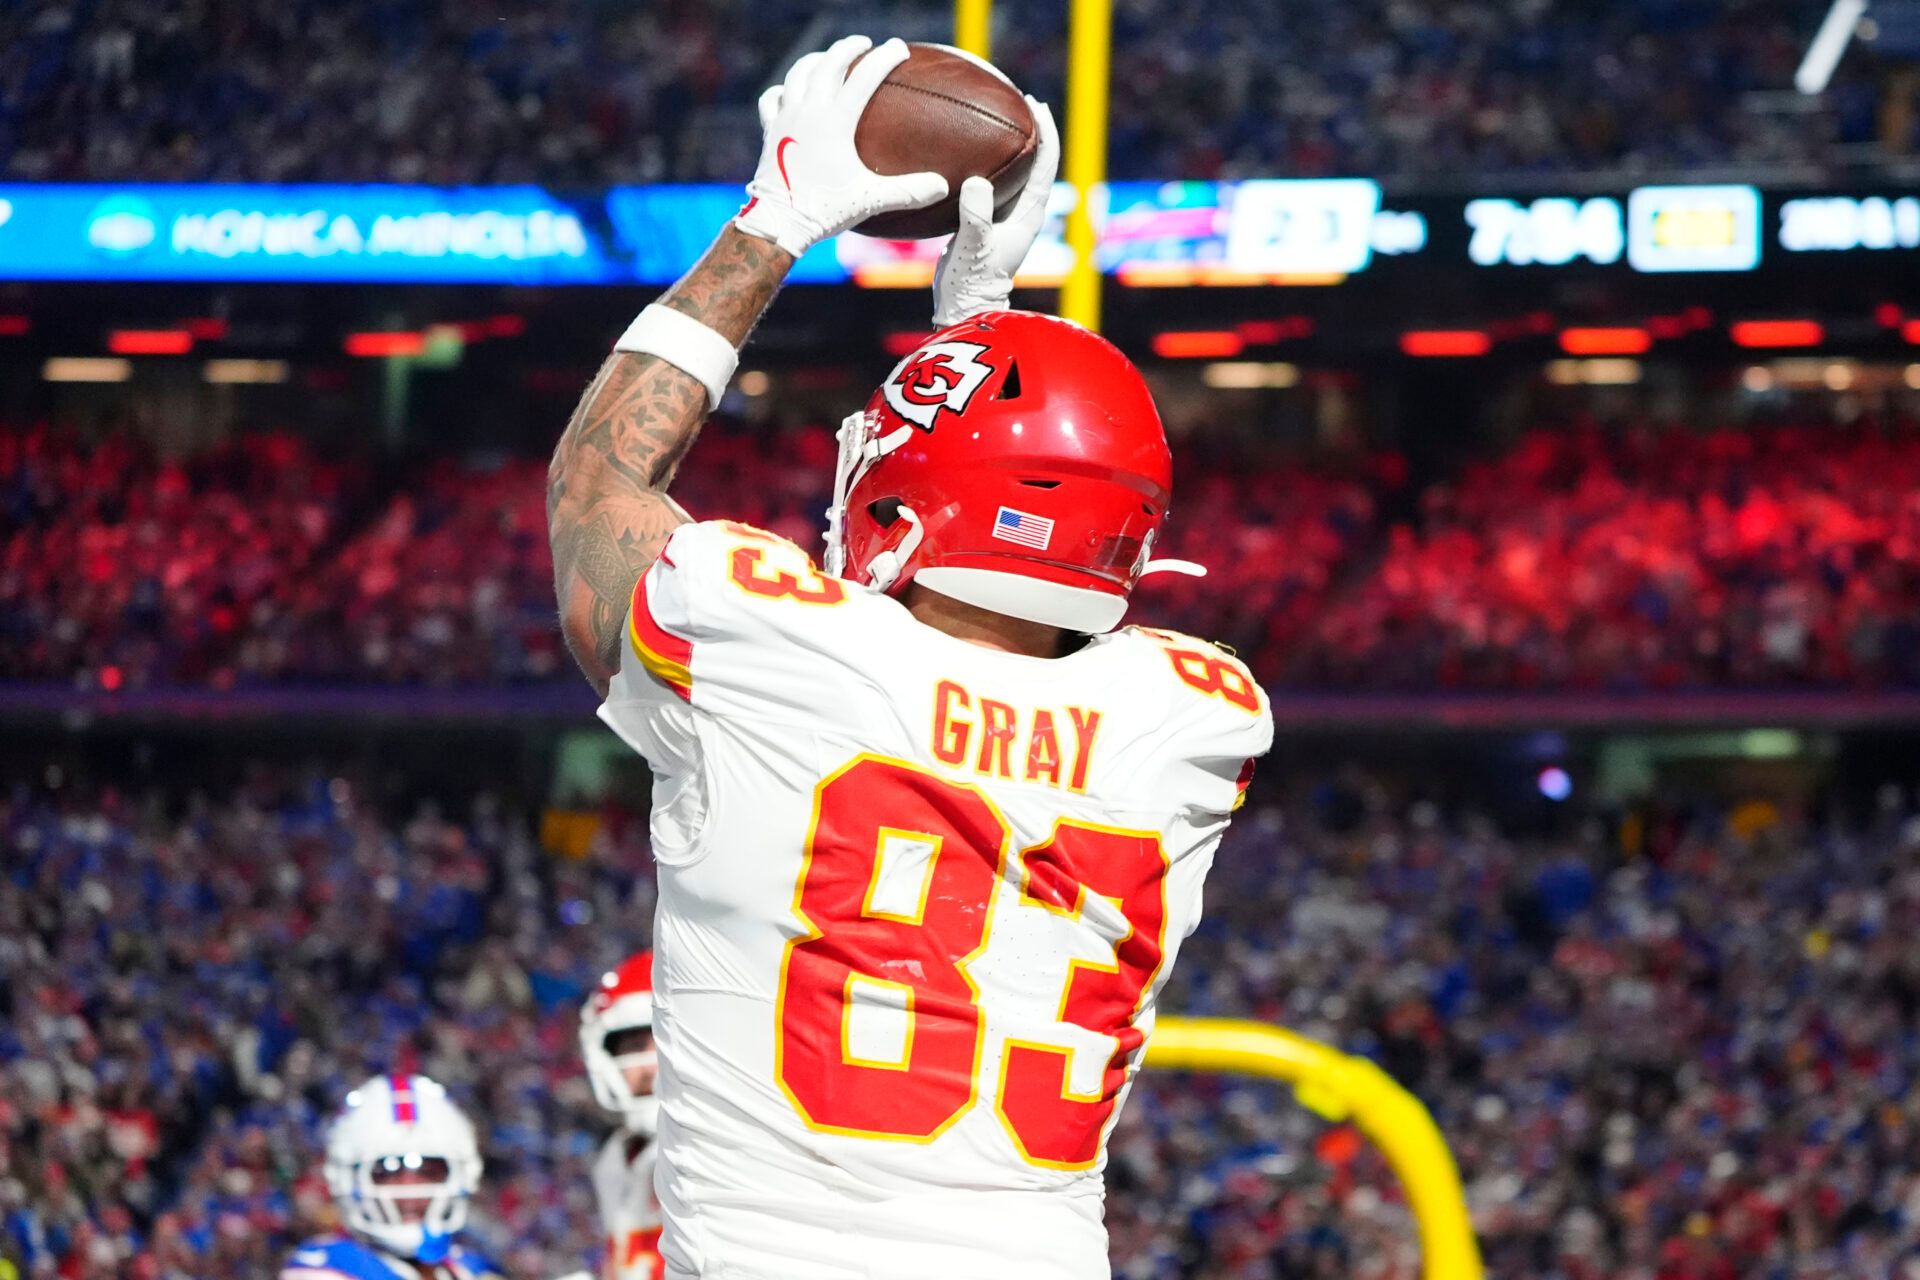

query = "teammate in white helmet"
[[580, 952, 665, 1280], [280, 1074, 502, 1280], [547, 34, 1270, 1280]]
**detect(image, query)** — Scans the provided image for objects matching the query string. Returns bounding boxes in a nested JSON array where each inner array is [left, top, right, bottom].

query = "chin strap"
[[863, 505, 925, 592], [414, 1231, 453, 1265]]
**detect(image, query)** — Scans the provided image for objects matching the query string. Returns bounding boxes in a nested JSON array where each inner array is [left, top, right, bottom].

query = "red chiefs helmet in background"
[[824, 310, 1198, 634], [580, 951, 658, 1133]]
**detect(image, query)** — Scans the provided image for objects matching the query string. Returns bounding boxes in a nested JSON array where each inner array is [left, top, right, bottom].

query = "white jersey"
[[598, 521, 1271, 1280], [592, 1131, 663, 1280]]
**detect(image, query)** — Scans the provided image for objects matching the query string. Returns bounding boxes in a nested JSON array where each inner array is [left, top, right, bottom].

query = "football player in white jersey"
[[281, 1074, 503, 1280], [546, 35, 1271, 1280], [581, 951, 666, 1280]]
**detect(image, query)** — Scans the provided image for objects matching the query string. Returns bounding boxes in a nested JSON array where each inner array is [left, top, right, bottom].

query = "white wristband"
[[613, 305, 739, 409]]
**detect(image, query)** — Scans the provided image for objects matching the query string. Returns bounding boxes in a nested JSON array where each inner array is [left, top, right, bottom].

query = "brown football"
[[849, 43, 1038, 240]]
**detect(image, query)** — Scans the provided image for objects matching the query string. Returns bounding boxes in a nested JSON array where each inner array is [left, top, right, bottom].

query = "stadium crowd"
[[1289, 421, 1920, 692], [0, 418, 1377, 691], [7, 414, 1920, 694], [0, 764, 654, 1278], [0, 0, 1887, 185], [6, 762, 1920, 1278]]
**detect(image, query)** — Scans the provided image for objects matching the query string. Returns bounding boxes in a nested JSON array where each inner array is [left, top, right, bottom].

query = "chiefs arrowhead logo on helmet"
[[881, 340, 994, 430], [830, 311, 1176, 635]]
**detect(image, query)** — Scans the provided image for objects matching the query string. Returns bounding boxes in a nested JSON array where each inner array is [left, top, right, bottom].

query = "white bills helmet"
[[580, 951, 659, 1134], [322, 1074, 482, 1263]]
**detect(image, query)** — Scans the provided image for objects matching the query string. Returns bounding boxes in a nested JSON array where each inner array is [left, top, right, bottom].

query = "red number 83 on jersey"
[[774, 756, 1168, 1170]]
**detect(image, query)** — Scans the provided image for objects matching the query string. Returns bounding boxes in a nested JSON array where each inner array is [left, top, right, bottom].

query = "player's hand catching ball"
[[931, 96, 1058, 326], [735, 36, 951, 259]]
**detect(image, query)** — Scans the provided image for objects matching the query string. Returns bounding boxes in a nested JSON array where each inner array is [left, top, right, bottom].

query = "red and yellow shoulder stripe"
[[627, 572, 694, 703], [1233, 757, 1256, 812]]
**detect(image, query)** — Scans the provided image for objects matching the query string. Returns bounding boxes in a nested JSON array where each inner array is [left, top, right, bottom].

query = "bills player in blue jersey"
[[280, 1074, 504, 1280]]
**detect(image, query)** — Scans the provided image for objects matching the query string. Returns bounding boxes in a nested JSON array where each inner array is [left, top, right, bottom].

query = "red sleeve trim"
[[626, 571, 694, 703]]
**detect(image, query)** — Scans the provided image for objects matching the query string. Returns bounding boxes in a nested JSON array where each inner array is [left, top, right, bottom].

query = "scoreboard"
[[0, 179, 1913, 287]]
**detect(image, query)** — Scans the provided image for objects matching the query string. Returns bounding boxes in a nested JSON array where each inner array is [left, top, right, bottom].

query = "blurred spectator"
[[0, 766, 658, 1278], [1294, 419, 1920, 691], [0, 419, 1375, 690], [1005, 0, 1854, 181], [292, 459, 561, 685], [0, 425, 365, 689], [11, 416, 1920, 693], [0, 0, 1886, 185], [0, 0, 812, 185], [8, 764, 1920, 1278]]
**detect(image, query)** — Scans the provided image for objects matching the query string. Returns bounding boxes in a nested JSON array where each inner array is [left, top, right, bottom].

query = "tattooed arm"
[[547, 227, 792, 696], [551, 35, 947, 696]]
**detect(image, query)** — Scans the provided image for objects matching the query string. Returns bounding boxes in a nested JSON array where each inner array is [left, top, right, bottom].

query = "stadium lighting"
[[1201, 362, 1301, 389], [1730, 319, 1824, 347], [1559, 327, 1652, 356], [1796, 0, 1870, 95], [1400, 330, 1491, 357], [1151, 331, 1244, 358], [344, 331, 426, 358], [108, 329, 194, 355], [204, 359, 290, 385], [1546, 359, 1643, 386], [44, 357, 132, 383]]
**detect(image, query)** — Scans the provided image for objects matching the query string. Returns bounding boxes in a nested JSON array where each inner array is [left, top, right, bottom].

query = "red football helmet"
[[580, 951, 657, 1133], [825, 310, 1188, 633]]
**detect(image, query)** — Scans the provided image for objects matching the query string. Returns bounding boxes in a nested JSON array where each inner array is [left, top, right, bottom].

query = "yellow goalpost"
[[1148, 1019, 1484, 1280], [952, 8, 1486, 1277], [1057, 0, 1109, 332], [955, 0, 993, 61], [954, 0, 1104, 331]]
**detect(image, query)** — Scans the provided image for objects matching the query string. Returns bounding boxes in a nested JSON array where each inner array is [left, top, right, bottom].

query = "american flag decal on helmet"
[[992, 507, 1055, 551]]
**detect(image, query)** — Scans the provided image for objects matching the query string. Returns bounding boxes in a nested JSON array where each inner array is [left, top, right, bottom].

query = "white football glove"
[[931, 96, 1059, 326], [735, 36, 950, 259]]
